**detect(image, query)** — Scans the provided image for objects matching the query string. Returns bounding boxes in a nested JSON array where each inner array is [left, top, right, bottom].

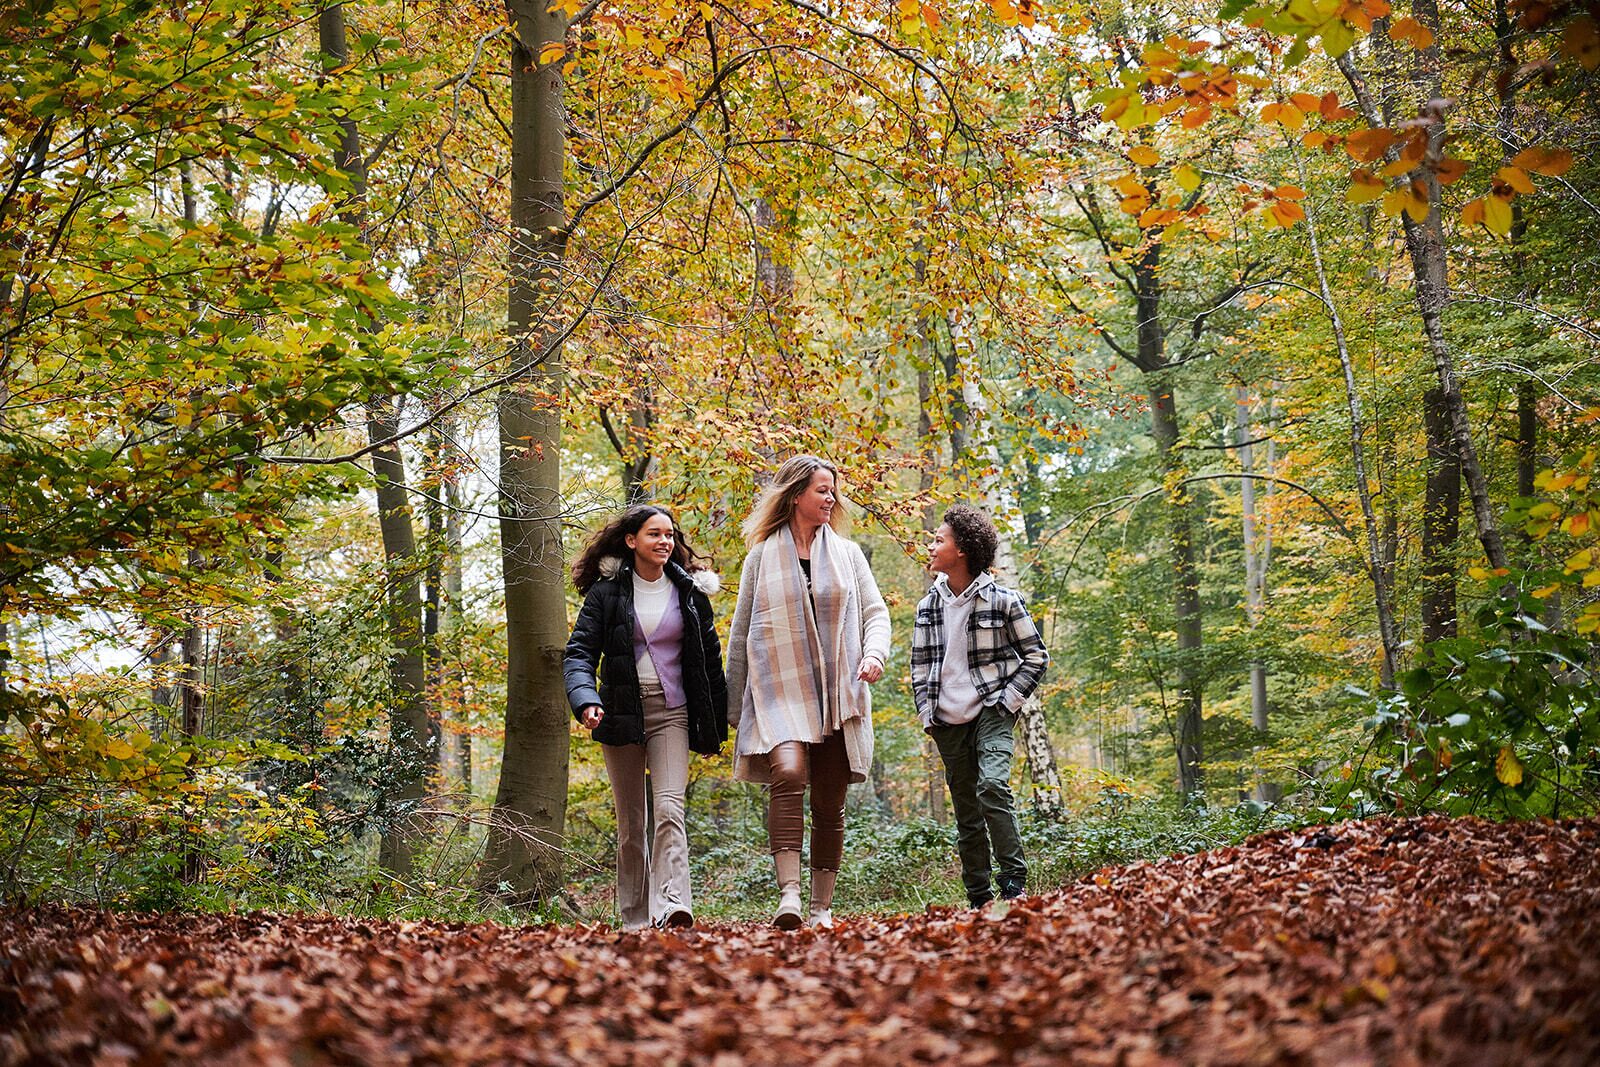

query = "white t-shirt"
[[935, 577, 984, 725], [632, 571, 671, 684]]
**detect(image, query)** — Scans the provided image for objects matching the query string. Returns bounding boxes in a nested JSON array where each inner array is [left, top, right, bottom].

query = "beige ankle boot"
[[773, 850, 803, 930], [807, 868, 837, 929]]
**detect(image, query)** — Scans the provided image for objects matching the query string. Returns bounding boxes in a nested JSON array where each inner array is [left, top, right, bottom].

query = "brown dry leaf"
[[2, 817, 1598, 1065]]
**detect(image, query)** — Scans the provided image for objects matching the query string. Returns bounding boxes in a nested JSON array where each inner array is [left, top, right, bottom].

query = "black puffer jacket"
[[563, 559, 729, 754]]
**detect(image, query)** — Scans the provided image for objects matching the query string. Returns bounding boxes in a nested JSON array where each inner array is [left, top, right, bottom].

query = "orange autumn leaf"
[[1561, 14, 1599, 70], [1434, 157, 1469, 185], [1129, 145, 1160, 166], [1319, 91, 1357, 120], [1390, 16, 1435, 48], [1509, 146, 1575, 176], [1346, 127, 1397, 162], [1269, 199, 1306, 227]]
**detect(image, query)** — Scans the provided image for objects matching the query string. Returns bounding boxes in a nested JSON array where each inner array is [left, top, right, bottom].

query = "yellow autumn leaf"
[[1565, 548, 1594, 573], [1584, 570, 1600, 588], [538, 41, 565, 64], [1530, 583, 1561, 599], [1467, 564, 1492, 580], [1564, 512, 1593, 536], [1483, 194, 1513, 235], [1497, 165, 1535, 194], [1495, 746, 1524, 787], [1403, 181, 1430, 222], [105, 739, 136, 760], [1175, 164, 1201, 192], [1348, 169, 1386, 204]]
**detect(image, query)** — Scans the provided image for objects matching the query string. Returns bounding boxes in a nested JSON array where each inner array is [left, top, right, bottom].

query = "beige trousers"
[[602, 686, 691, 930]]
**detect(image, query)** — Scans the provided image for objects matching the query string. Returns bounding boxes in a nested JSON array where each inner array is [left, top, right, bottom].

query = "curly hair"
[[943, 504, 998, 575], [570, 505, 704, 593], [741, 454, 850, 548]]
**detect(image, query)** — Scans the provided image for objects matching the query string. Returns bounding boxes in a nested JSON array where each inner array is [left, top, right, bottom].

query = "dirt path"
[[4, 816, 1598, 1065]]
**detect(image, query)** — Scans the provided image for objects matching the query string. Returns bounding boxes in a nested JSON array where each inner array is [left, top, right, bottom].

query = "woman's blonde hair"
[[741, 454, 849, 547]]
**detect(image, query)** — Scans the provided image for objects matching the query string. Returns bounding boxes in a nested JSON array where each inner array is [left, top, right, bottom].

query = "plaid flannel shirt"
[[910, 574, 1049, 727]]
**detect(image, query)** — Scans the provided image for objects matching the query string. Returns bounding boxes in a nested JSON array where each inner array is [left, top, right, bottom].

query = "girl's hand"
[[857, 656, 884, 683], [580, 705, 605, 729]]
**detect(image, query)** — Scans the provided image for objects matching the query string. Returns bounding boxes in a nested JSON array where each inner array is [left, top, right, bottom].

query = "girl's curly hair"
[[570, 505, 705, 593]]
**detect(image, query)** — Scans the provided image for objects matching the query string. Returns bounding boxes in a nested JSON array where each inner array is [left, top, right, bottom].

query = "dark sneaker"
[[968, 892, 995, 908], [998, 878, 1026, 901], [660, 908, 694, 930]]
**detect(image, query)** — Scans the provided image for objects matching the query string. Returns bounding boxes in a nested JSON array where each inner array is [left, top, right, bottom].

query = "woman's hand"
[[579, 704, 605, 729], [857, 655, 884, 683]]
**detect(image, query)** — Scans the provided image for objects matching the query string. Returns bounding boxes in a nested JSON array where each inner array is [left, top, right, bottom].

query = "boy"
[[911, 505, 1049, 907]]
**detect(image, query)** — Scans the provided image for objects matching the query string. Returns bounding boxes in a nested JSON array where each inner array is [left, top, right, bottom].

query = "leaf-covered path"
[[4, 816, 1598, 1066]]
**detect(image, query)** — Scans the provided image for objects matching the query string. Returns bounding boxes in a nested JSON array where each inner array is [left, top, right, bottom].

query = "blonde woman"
[[725, 455, 891, 929]]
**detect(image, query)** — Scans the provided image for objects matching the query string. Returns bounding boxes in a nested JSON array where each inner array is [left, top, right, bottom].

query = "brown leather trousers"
[[766, 731, 849, 871]]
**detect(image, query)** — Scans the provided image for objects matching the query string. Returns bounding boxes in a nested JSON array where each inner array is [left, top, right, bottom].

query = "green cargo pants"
[[929, 704, 1027, 904]]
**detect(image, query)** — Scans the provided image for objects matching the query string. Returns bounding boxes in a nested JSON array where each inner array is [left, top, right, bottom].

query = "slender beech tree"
[[1338, 9, 1510, 578], [481, 0, 571, 902], [319, 4, 431, 877]]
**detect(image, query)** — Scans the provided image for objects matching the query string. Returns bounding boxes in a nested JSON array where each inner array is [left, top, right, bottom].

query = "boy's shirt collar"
[[934, 571, 995, 604]]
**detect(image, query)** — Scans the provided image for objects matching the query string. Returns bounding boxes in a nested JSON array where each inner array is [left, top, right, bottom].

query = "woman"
[[726, 455, 891, 929], [564, 505, 728, 930]]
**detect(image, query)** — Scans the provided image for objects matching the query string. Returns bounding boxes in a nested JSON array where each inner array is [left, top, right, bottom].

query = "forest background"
[[2, 0, 1598, 923]]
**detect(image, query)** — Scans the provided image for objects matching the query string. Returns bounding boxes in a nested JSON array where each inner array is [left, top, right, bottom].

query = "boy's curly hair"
[[944, 504, 997, 575]]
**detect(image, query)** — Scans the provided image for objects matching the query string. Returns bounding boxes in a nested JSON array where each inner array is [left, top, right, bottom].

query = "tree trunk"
[[1340, 10, 1508, 574], [446, 476, 471, 794], [914, 246, 949, 826], [481, 0, 570, 904], [1293, 145, 1402, 684], [1150, 373, 1204, 798], [1235, 388, 1277, 803], [318, 4, 431, 878], [180, 548, 204, 884], [1421, 386, 1461, 642], [1120, 231, 1205, 800], [424, 423, 446, 778]]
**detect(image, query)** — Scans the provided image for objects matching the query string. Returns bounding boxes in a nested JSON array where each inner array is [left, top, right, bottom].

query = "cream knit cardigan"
[[725, 530, 891, 784]]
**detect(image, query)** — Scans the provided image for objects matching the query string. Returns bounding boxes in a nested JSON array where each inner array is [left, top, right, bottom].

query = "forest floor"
[[3, 815, 1598, 1066]]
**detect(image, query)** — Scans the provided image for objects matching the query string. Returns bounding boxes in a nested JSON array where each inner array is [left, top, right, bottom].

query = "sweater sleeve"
[[723, 544, 761, 731], [853, 542, 892, 667]]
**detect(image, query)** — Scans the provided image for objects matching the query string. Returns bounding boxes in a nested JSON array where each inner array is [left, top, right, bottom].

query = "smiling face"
[[626, 512, 676, 575], [928, 522, 968, 579], [791, 467, 838, 531]]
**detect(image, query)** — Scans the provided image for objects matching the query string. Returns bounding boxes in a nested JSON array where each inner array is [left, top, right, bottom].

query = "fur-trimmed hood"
[[598, 555, 721, 595]]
